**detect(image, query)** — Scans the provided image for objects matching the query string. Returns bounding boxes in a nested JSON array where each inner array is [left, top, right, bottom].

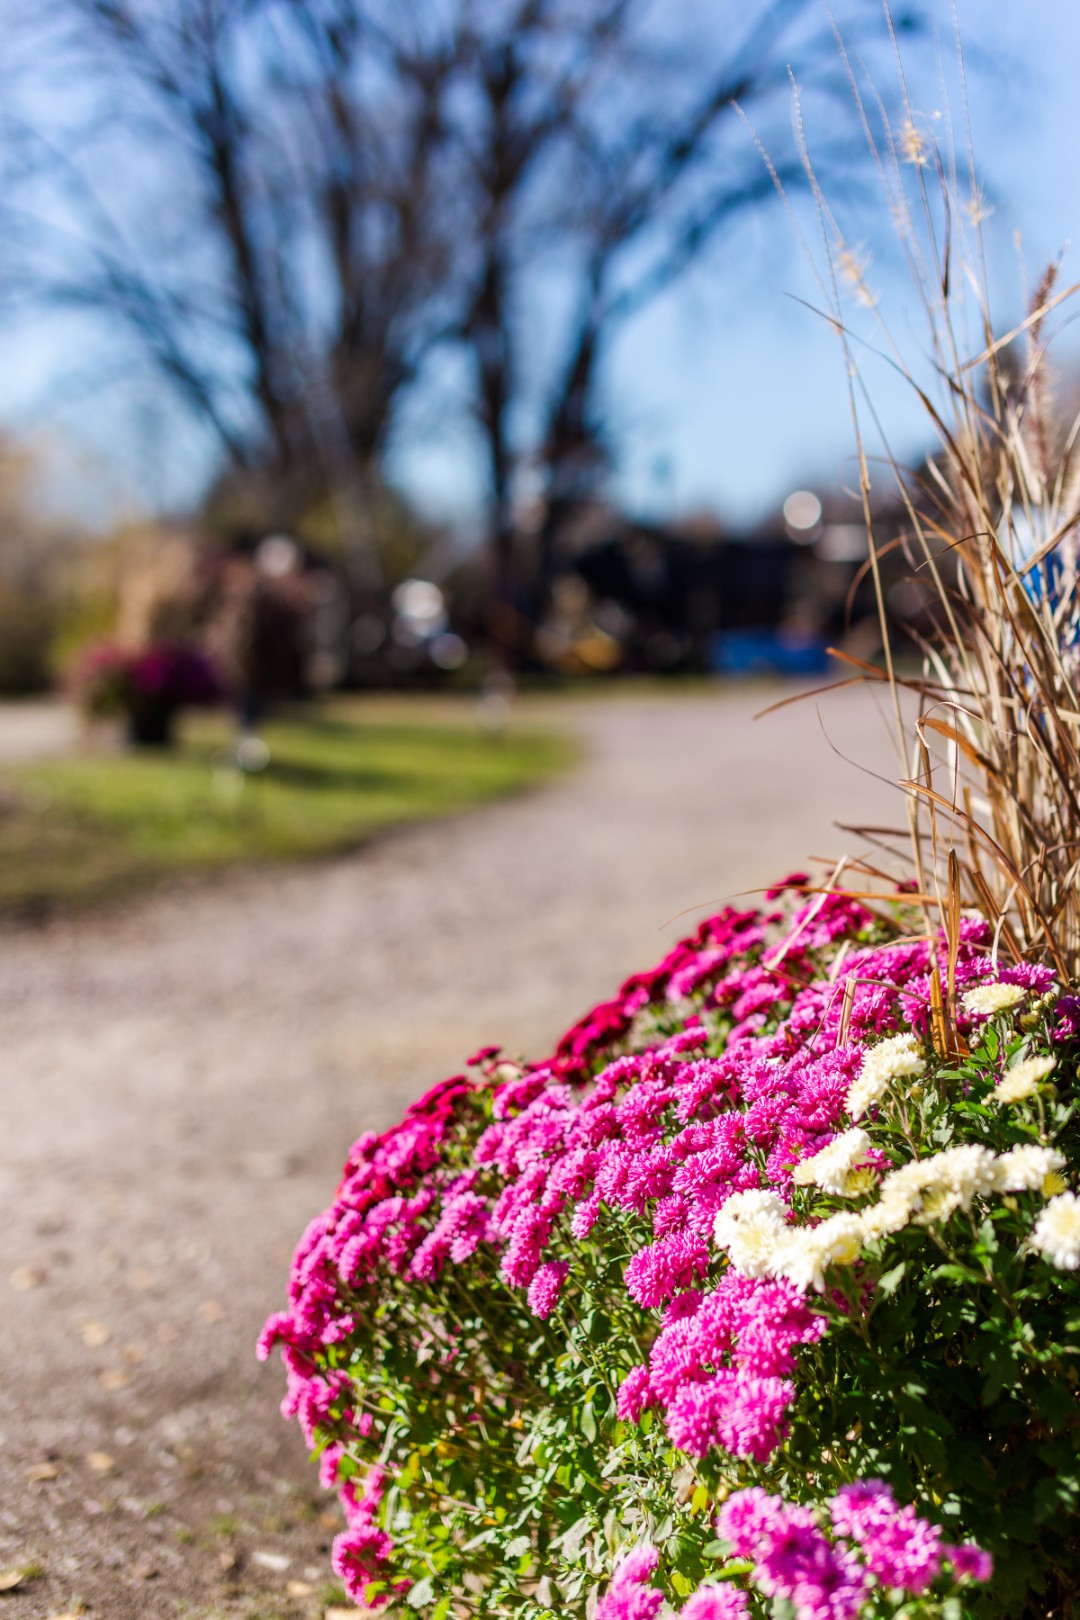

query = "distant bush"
[[0, 581, 59, 694]]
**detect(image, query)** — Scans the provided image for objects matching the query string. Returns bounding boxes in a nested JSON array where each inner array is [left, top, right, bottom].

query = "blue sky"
[[7, 0, 1080, 532]]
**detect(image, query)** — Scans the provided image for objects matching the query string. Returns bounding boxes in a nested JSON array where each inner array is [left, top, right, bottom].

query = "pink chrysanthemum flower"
[[680, 1585, 750, 1618], [595, 1545, 664, 1620]]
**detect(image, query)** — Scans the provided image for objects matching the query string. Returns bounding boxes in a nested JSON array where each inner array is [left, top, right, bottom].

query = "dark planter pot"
[[126, 697, 179, 747]]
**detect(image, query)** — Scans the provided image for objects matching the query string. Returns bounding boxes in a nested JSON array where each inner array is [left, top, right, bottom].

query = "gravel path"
[[1, 686, 903, 1619], [0, 700, 80, 765]]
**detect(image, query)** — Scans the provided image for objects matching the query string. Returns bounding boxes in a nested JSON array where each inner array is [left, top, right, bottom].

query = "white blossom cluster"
[[993, 1055, 1055, 1105], [846, 1033, 925, 1121], [712, 1191, 863, 1293], [714, 1143, 1068, 1291]]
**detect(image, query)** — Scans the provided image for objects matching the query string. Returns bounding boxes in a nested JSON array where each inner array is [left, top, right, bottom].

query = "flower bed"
[[260, 881, 1080, 1618]]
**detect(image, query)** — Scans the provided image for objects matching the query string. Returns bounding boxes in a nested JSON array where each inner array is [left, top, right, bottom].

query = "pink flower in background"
[[718, 1484, 991, 1618], [680, 1586, 750, 1618], [527, 1260, 569, 1318], [830, 1479, 944, 1593], [595, 1545, 664, 1620], [946, 1543, 994, 1582], [616, 1364, 654, 1422]]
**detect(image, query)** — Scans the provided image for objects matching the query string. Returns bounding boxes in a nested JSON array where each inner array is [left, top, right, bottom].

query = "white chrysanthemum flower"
[[842, 1166, 879, 1199], [912, 1153, 998, 1224], [962, 982, 1027, 1018], [865, 1147, 998, 1231], [993, 1055, 1055, 1105], [791, 1127, 872, 1196], [882, 1160, 938, 1196], [859, 1190, 916, 1239], [848, 1030, 926, 1121], [1030, 1192, 1080, 1270], [920, 1144, 998, 1213], [860, 1159, 934, 1236], [773, 1213, 865, 1293], [993, 1145, 1066, 1193], [846, 1033, 925, 1120], [712, 1189, 787, 1247], [725, 1210, 789, 1278]]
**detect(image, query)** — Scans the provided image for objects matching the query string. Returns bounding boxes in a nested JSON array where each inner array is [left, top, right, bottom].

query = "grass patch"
[[0, 697, 573, 917]]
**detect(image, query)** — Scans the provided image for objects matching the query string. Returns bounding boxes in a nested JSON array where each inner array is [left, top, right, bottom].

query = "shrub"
[[260, 884, 1079, 1618]]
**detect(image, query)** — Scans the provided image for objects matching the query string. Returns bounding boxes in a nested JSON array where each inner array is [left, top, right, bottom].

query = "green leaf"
[[877, 1261, 907, 1296]]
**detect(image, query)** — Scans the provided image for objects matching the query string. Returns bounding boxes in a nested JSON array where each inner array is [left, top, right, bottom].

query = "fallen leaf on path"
[[87, 1452, 115, 1473], [81, 1320, 111, 1347], [198, 1299, 225, 1323], [9, 1266, 45, 1292], [0, 1566, 38, 1591], [252, 1550, 291, 1572], [287, 1580, 313, 1596], [26, 1462, 59, 1482], [98, 1369, 132, 1392]]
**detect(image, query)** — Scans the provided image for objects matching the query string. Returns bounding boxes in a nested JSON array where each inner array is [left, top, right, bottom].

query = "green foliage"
[[0, 698, 572, 914]]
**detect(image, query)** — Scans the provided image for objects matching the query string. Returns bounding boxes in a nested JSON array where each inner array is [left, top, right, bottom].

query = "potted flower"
[[71, 639, 222, 746]]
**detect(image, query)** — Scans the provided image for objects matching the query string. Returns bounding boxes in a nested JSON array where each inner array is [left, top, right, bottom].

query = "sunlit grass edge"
[[0, 698, 575, 917]]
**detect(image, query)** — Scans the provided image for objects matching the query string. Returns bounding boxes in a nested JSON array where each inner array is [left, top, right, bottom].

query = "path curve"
[[1, 687, 903, 1618]]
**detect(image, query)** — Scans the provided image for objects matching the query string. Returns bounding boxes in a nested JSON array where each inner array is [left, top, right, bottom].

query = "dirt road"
[[1, 686, 904, 1618]]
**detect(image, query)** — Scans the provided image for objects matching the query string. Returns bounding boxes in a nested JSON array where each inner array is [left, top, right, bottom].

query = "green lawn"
[[0, 697, 573, 916]]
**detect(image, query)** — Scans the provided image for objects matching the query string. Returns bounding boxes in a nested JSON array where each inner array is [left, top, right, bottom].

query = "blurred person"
[[204, 535, 314, 740]]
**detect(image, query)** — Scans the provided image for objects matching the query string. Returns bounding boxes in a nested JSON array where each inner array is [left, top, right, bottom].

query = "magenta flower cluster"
[[715, 1482, 991, 1618], [595, 1543, 751, 1619], [590, 1480, 991, 1620], [331, 1464, 410, 1607], [260, 883, 1036, 1603]]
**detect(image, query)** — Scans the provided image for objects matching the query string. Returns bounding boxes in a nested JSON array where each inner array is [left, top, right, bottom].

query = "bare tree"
[[434, 0, 921, 653], [0, 0, 918, 640], [0, 0, 468, 582]]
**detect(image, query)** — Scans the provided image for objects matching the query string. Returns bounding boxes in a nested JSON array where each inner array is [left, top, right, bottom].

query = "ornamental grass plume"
[[261, 15, 1080, 1620], [773, 8, 1080, 993]]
